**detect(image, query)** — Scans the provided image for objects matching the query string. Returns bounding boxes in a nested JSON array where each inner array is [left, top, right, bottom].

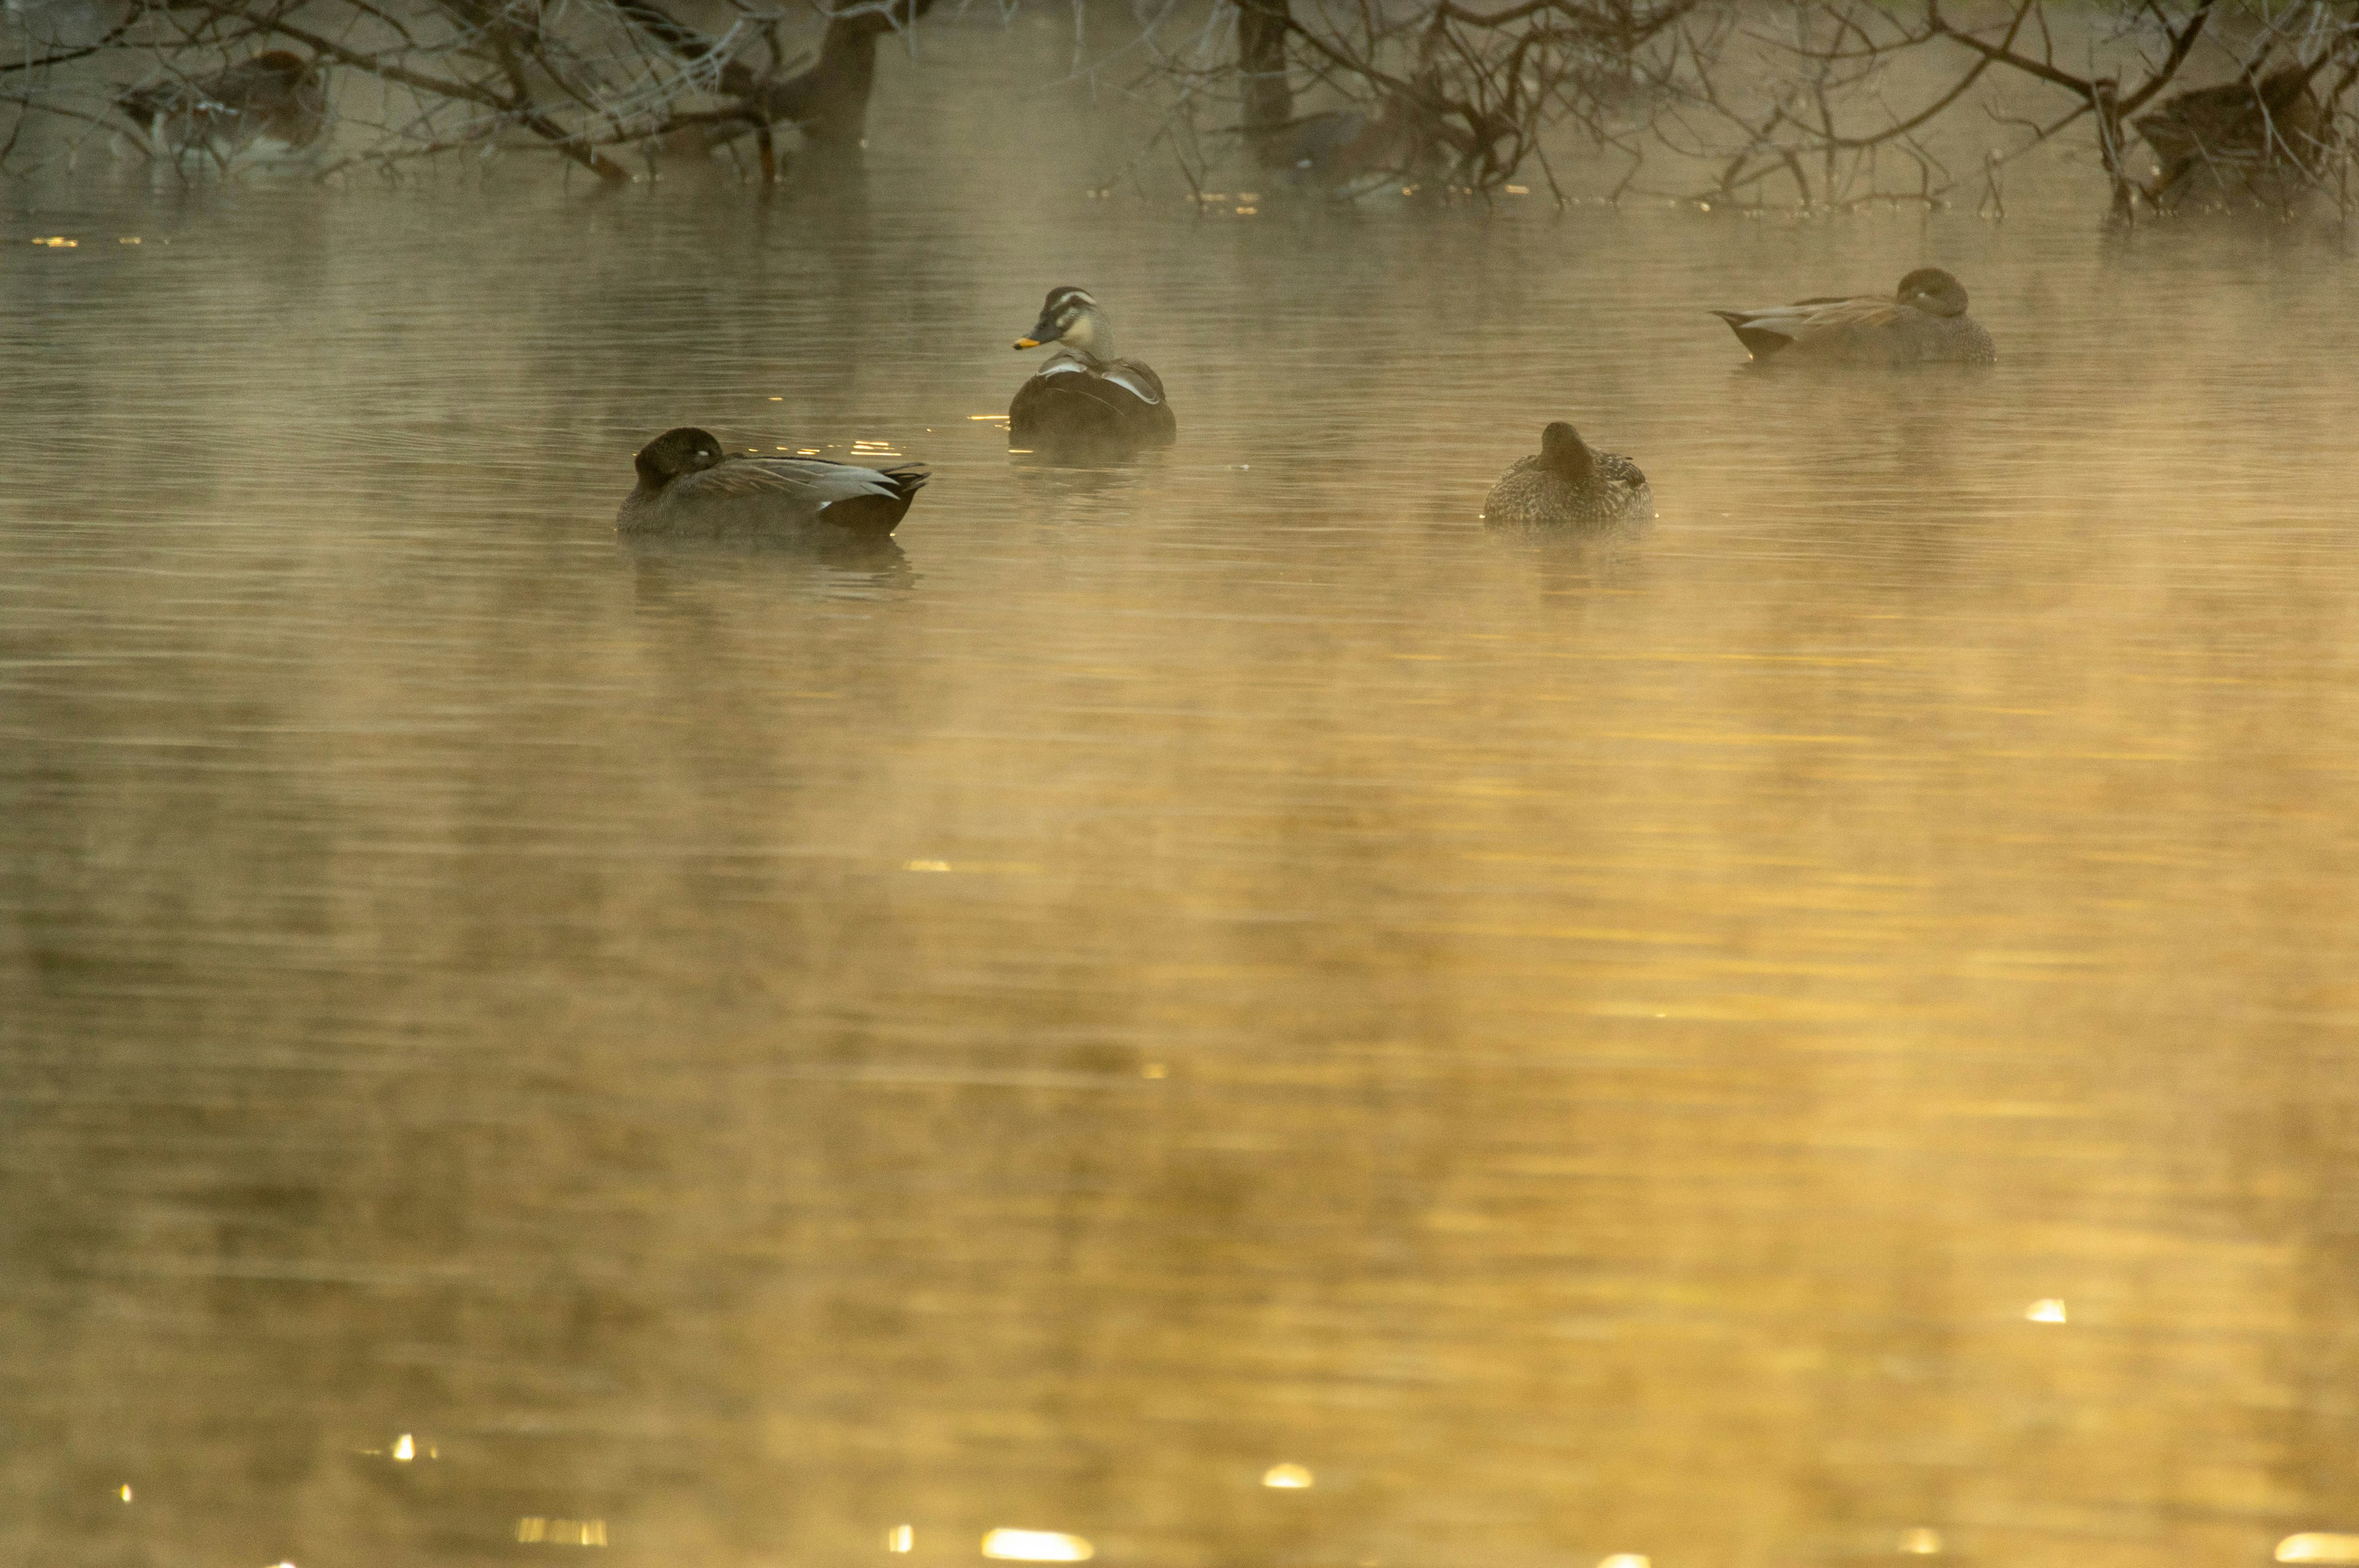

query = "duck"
[[2133, 64, 2329, 208], [1482, 422, 1653, 528], [118, 51, 327, 161], [1711, 267, 1995, 365], [1009, 287, 1177, 459], [719, 0, 936, 152], [617, 427, 927, 539], [1258, 87, 1437, 195]]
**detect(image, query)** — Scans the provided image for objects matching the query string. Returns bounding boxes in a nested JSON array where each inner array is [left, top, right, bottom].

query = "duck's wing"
[[1105, 357, 1170, 410], [1710, 291, 1885, 358], [1791, 295, 1903, 332], [1024, 354, 1164, 413], [1011, 353, 1176, 445], [675, 456, 928, 534], [1108, 358, 1178, 439], [1595, 450, 1648, 488]]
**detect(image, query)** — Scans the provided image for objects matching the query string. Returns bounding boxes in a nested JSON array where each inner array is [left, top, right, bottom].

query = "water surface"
[[6, 30, 2359, 1568]]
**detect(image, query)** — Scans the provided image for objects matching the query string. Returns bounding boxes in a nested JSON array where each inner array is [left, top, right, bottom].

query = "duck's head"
[[633, 426, 726, 488], [1015, 286, 1110, 357], [1538, 421, 1595, 480], [1895, 267, 1970, 318]]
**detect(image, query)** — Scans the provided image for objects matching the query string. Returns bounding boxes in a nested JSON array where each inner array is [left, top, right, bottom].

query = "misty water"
[[8, 18, 2359, 1568]]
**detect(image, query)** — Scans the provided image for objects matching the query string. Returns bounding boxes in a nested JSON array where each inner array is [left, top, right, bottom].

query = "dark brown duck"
[[1009, 287, 1176, 461]]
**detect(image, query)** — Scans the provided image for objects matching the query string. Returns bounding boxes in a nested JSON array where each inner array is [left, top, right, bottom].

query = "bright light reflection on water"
[[980, 1528, 1095, 1561]]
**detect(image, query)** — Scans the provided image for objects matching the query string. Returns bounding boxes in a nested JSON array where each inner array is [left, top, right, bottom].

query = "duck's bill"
[[1012, 333, 1050, 349]]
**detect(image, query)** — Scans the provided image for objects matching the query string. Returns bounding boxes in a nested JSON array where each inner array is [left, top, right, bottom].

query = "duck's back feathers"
[[1009, 350, 1177, 458], [1712, 293, 1917, 360], [1484, 432, 1653, 529]]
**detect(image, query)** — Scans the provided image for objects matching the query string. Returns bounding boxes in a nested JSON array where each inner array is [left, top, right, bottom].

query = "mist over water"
[[7, 20, 2359, 1568]]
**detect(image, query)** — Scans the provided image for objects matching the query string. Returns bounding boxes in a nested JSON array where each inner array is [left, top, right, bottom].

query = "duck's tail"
[[877, 463, 929, 506], [804, 461, 928, 537], [1710, 309, 1793, 360]]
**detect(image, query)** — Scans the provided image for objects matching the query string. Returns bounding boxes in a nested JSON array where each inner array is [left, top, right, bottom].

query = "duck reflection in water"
[[625, 531, 915, 610], [1009, 287, 1178, 465]]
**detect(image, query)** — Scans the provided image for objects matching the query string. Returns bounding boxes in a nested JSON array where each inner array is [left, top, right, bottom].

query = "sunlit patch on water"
[[981, 1528, 1093, 1561]]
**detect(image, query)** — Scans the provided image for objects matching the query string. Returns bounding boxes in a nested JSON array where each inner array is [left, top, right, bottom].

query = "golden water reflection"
[[983, 1528, 1098, 1561], [6, 23, 2359, 1568]]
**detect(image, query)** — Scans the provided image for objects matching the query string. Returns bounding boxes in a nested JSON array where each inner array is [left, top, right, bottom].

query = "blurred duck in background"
[[1008, 287, 1178, 462], [2134, 63, 2334, 209], [1481, 422, 1654, 528], [617, 427, 928, 541], [1254, 80, 1441, 197], [117, 51, 327, 163], [717, 0, 935, 152], [1711, 267, 1996, 365]]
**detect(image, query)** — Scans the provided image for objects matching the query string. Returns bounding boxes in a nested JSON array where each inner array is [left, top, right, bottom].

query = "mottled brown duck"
[[1482, 423, 1653, 529], [2134, 64, 2333, 208]]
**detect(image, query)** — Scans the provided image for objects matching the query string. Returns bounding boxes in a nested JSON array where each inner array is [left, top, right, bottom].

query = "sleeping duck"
[[1712, 267, 1995, 365], [118, 51, 328, 162], [1009, 287, 1177, 459], [617, 427, 927, 539], [1481, 422, 1653, 528]]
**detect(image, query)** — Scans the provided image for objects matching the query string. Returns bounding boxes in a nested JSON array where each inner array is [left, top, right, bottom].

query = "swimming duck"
[[1009, 287, 1177, 459], [1712, 267, 1995, 365], [1482, 422, 1653, 528], [617, 427, 927, 539], [118, 51, 327, 161]]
